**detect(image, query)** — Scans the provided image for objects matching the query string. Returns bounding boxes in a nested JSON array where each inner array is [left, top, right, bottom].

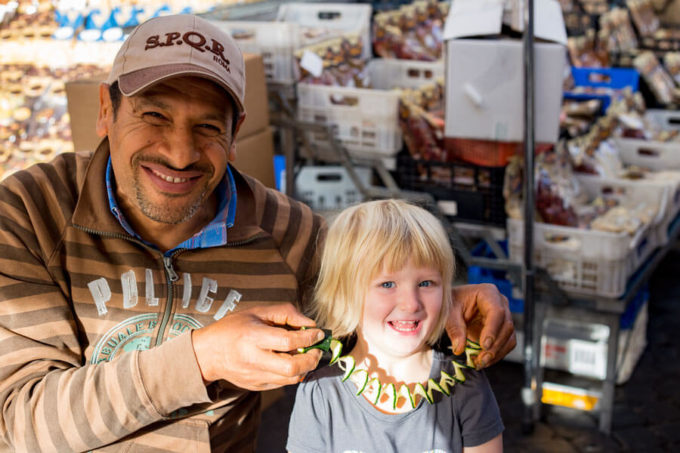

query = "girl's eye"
[[380, 281, 395, 289], [419, 280, 433, 287]]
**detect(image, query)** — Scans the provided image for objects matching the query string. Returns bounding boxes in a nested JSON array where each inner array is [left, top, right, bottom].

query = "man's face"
[[99, 76, 236, 228]]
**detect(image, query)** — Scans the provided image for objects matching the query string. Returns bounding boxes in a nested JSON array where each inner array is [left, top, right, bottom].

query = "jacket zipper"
[[156, 253, 182, 346], [74, 225, 187, 346]]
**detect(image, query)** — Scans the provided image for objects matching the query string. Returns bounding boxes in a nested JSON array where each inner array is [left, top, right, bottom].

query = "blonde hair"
[[312, 199, 455, 346]]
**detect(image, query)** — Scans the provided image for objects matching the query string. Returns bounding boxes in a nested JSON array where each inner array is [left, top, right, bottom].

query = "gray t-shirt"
[[286, 350, 504, 453]]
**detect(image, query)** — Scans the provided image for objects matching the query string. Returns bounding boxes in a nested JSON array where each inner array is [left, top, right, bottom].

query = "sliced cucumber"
[[438, 371, 456, 395], [364, 377, 382, 405], [414, 382, 433, 404], [427, 378, 447, 398], [398, 383, 416, 409], [337, 355, 356, 382], [297, 328, 333, 353], [452, 360, 467, 383], [350, 369, 369, 395], [383, 383, 398, 410], [466, 339, 482, 350], [328, 339, 343, 365], [315, 336, 479, 409]]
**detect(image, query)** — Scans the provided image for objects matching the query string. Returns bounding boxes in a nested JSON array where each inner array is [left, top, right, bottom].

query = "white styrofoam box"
[[295, 165, 371, 211], [507, 218, 652, 298], [507, 302, 648, 385], [614, 137, 680, 171], [211, 21, 301, 84], [542, 303, 648, 384], [276, 3, 372, 61], [297, 59, 444, 156], [445, 39, 566, 143]]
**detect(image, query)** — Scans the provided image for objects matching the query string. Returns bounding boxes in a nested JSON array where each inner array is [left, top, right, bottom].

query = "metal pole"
[[522, 0, 538, 435]]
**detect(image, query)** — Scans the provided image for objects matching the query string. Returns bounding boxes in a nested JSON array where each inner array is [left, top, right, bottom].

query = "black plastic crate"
[[396, 154, 507, 226]]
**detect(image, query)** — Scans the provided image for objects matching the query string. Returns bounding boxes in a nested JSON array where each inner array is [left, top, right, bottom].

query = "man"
[[0, 14, 515, 452]]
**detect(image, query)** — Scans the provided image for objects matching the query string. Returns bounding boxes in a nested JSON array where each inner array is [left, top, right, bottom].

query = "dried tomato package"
[[535, 145, 582, 226]]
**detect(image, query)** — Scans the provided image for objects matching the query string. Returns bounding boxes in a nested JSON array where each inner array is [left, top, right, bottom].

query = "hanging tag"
[[300, 50, 324, 78]]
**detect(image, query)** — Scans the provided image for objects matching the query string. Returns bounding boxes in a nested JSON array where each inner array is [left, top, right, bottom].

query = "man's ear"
[[96, 84, 112, 138], [228, 113, 246, 162]]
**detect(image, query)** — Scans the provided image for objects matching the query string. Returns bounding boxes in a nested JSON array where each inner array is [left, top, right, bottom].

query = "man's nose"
[[160, 125, 201, 168]]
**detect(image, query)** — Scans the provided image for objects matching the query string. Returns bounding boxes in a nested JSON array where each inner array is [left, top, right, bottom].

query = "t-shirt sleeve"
[[286, 378, 329, 453], [456, 369, 505, 447]]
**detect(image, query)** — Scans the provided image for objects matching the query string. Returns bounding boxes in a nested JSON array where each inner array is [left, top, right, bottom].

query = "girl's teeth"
[[152, 169, 188, 183], [391, 321, 418, 331]]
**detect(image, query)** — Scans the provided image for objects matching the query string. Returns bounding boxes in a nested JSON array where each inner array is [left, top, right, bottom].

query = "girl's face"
[[359, 259, 444, 361]]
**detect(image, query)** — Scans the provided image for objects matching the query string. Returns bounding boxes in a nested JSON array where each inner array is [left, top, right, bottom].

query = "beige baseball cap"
[[105, 14, 245, 118]]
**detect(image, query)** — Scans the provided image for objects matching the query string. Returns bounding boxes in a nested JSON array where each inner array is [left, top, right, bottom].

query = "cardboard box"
[[233, 126, 276, 189], [66, 53, 269, 152], [239, 53, 270, 138], [65, 73, 108, 153], [443, 0, 567, 143]]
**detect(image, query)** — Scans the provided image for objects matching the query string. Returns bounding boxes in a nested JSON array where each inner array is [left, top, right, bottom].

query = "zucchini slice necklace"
[[300, 331, 482, 411]]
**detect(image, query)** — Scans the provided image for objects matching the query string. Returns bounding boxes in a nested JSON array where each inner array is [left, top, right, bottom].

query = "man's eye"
[[142, 112, 167, 123], [196, 124, 224, 137], [380, 282, 395, 289]]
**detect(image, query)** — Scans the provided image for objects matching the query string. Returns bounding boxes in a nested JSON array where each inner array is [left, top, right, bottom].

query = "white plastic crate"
[[508, 218, 652, 298], [295, 165, 371, 211], [645, 108, 680, 131], [614, 137, 680, 171], [211, 21, 301, 84], [211, 4, 371, 85], [510, 176, 665, 298], [276, 3, 372, 61], [575, 174, 671, 248], [297, 59, 444, 156]]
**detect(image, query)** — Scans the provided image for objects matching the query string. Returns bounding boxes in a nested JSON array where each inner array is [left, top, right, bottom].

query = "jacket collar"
[[72, 139, 264, 245]]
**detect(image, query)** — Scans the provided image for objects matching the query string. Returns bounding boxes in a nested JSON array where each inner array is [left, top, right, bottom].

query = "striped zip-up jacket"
[[0, 141, 324, 452]]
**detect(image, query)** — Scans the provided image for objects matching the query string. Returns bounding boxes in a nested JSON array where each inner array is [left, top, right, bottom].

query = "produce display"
[[634, 50, 680, 104], [372, 0, 447, 61], [294, 34, 367, 87], [397, 79, 445, 162]]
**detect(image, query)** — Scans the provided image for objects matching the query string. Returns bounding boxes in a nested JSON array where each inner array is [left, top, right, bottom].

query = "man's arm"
[[447, 284, 517, 368], [0, 169, 212, 451]]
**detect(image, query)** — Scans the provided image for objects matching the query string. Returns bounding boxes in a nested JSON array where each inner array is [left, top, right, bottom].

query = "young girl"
[[287, 199, 504, 453]]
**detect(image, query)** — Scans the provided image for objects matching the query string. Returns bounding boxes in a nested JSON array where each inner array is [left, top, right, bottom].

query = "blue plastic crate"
[[620, 284, 649, 330], [564, 67, 639, 112]]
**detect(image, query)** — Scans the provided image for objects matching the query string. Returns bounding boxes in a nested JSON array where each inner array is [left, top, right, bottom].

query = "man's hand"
[[447, 283, 516, 369], [191, 303, 325, 390]]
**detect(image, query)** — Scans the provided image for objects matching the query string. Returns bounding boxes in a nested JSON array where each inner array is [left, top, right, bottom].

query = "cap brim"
[[117, 63, 245, 116]]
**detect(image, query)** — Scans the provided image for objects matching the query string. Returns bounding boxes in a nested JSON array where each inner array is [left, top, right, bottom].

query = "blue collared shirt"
[[105, 158, 237, 255]]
